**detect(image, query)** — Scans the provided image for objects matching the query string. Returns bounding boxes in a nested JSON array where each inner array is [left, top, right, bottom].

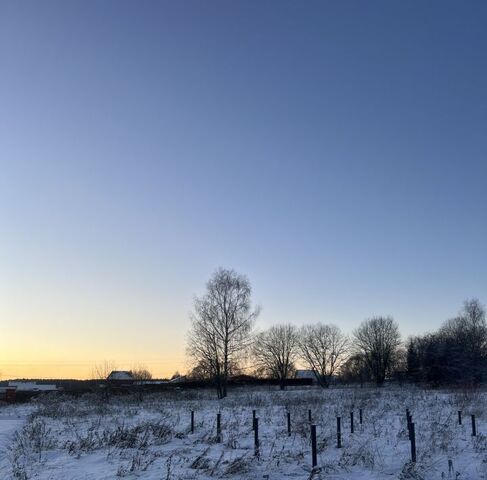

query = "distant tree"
[[187, 362, 212, 381], [298, 324, 349, 387], [187, 268, 259, 398], [440, 298, 487, 383], [353, 317, 401, 386], [390, 346, 407, 385], [253, 324, 299, 390], [130, 366, 153, 381], [406, 337, 421, 383], [91, 360, 118, 381], [340, 353, 370, 386]]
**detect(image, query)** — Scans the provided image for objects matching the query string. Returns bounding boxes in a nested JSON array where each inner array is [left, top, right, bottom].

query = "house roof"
[[107, 371, 134, 381]]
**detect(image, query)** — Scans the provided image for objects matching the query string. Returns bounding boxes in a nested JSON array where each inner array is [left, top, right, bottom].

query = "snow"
[[0, 386, 486, 479], [0, 405, 32, 474]]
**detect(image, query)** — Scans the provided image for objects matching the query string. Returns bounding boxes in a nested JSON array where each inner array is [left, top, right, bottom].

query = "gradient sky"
[[1, 1, 486, 379]]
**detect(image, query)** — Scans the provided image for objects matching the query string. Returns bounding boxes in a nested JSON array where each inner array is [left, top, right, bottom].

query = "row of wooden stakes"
[[187, 407, 479, 468]]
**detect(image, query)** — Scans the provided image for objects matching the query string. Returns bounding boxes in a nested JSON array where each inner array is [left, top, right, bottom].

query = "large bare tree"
[[298, 323, 349, 387], [187, 268, 259, 398], [253, 324, 299, 390], [353, 316, 401, 386]]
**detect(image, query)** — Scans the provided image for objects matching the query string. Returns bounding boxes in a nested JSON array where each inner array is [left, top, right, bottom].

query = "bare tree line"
[[187, 268, 405, 396], [187, 268, 487, 397]]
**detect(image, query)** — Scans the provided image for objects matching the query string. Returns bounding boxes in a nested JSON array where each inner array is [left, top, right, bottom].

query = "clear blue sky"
[[1, 1, 486, 377]]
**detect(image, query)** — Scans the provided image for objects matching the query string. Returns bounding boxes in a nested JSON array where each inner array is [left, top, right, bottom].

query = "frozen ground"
[[0, 404, 32, 476], [1, 386, 486, 479]]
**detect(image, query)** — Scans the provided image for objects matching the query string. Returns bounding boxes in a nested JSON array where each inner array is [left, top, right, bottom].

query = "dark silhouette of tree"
[[130, 366, 152, 381], [340, 353, 370, 386], [187, 268, 259, 398], [353, 316, 401, 386], [253, 324, 299, 390], [298, 324, 349, 387], [406, 299, 487, 386]]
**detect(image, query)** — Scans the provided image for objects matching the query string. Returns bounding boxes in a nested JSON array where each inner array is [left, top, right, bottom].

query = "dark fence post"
[[191, 410, 194, 434], [406, 410, 412, 439], [337, 416, 342, 448], [471, 415, 477, 437], [458, 410, 462, 425], [308, 409, 312, 422], [287, 411, 291, 437], [252, 410, 256, 430], [359, 408, 363, 425], [350, 411, 354, 433], [410, 422, 416, 463], [311, 424, 317, 469], [216, 413, 221, 443], [254, 418, 260, 457]]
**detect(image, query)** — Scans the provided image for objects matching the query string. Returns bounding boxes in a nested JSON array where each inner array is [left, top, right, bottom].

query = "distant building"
[[7, 381, 58, 392], [107, 371, 134, 385], [107, 370, 134, 381], [295, 369, 319, 385]]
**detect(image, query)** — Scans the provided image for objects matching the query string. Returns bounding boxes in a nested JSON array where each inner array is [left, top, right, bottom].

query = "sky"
[[1, 1, 486, 379]]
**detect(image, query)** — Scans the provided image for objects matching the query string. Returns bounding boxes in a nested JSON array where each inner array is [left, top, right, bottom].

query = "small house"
[[295, 369, 319, 385], [106, 371, 134, 386]]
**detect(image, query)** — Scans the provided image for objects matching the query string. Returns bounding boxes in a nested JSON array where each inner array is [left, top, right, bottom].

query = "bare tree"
[[187, 361, 211, 381], [340, 353, 370, 386], [91, 360, 118, 381], [253, 324, 299, 390], [130, 365, 153, 381], [90, 360, 118, 403], [353, 316, 401, 386], [187, 268, 259, 398], [298, 323, 349, 387]]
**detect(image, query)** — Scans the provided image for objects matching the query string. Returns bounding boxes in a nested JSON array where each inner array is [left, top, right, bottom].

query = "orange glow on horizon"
[[0, 356, 187, 380]]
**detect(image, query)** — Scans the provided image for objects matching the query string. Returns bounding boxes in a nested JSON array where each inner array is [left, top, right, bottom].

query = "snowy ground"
[[0, 404, 33, 476], [1, 386, 486, 479]]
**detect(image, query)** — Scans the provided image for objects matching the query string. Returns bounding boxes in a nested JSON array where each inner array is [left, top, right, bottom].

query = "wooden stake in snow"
[[409, 422, 417, 463], [252, 409, 256, 430], [471, 415, 477, 437], [406, 410, 412, 440], [191, 410, 194, 434], [311, 424, 317, 468], [216, 413, 222, 443], [350, 411, 354, 433], [287, 411, 291, 437], [458, 410, 462, 425], [359, 408, 363, 425], [336, 417, 342, 448], [254, 417, 260, 457]]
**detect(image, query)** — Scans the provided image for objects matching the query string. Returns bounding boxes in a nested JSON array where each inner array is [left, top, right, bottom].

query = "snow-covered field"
[[1, 386, 486, 479]]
